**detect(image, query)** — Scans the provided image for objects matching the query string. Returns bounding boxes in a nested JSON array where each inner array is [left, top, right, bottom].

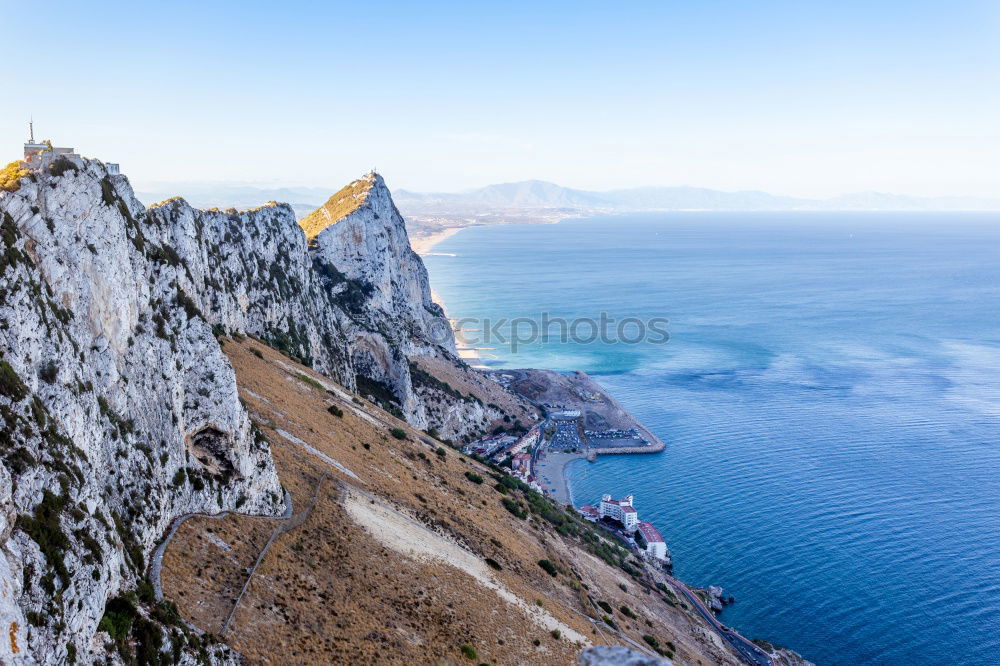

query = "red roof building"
[[636, 521, 668, 560]]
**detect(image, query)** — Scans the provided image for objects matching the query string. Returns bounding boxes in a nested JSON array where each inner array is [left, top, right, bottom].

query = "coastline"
[[417, 222, 662, 505], [420, 227, 487, 368], [411, 226, 464, 255], [533, 450, 586, 506], [412, 216, 811, 664]]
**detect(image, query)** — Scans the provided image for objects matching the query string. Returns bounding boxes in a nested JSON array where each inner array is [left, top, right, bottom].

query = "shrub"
[[137, 578, 156, 604], [98, 598, 135, 641], [0, 360, 29, 401], [502, 497, 527, 519], [390, 428, 407, 440], [551, 629, 561, 640], [643, 635, 660, 650], [48, 156, 79, 177], [327, 405, 344, 418], [172, 468, 187, 487], [435, 446, 447, 458], [459, 644, 477, 660], [485, 558, 502, 571], [597, 600, 613, 614], [39, 361, 59, 384], [537, 559, 557, 577], [620, 605, 637, 619], [250, 348, 264, 358], [602, 615, 617, 629], [464, 471, 484, 484], [17, 490, 70, 589], [296, 372, 324, 390], [100, 177, 116, 206], [0, 161, 30, 192]]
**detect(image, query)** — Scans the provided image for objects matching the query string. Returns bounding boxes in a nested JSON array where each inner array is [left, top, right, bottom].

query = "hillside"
[[0, 156, 536, 664], [299, 175, 376, 241], [161, 336, 753, 665]]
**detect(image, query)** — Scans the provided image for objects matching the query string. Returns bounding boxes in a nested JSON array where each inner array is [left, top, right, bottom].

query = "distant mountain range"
[[395, 180, 1000, 212], [134, 179, 1000, 216]]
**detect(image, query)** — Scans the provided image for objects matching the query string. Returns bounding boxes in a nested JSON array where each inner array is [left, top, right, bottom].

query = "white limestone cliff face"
[[147, 172, 499, 439], [310, 173, 454, 356], [0, 159, 503, 663], [0, 158, 283, 664]]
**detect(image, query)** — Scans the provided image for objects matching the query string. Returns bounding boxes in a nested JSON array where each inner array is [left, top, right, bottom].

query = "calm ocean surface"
[[424, 213, 1000, 665]]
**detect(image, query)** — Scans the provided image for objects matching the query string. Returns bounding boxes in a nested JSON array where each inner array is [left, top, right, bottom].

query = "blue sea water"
[[423, 213, 1000, 665]]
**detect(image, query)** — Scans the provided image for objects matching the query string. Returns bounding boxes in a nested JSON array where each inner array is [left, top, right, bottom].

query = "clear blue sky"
[[2, 1, 998, 197]]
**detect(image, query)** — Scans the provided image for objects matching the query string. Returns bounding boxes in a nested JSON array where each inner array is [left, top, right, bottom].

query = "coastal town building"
[[599, 493, 639, 531], [577, 505, 600, 521], [511, 453, 531, 477], [635, 521, 668, 560], [510, 452, 542, 491], [509, 427, 539, 456]]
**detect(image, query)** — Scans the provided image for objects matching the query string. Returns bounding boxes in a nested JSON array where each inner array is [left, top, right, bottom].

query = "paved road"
[[661, 575, 773, 666], [599, 525, 773, 666]]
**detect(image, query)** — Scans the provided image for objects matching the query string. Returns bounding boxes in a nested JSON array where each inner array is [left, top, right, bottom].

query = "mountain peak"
[[299, 171, 383, 240]]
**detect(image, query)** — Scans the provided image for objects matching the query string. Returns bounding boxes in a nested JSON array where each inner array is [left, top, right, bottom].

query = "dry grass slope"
[[299, 175, 375, 240], [160, 338, 745, 665]]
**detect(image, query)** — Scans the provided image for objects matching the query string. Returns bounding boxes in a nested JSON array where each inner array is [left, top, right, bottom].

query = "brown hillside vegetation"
[[299, 174, 375, 240], [160, 338, 744, 665]]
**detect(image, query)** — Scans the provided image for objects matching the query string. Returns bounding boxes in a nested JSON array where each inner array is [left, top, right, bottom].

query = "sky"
[[2, 1, 998, 198]]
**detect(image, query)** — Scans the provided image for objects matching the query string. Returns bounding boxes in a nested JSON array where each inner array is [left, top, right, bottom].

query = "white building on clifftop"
[[21, 121, 119, 174]]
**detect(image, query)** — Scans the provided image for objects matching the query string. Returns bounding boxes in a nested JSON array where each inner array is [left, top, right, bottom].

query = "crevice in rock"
[[185, 426, 238, 480]]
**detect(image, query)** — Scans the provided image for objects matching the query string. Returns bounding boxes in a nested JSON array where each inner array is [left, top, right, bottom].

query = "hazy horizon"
[[130, 176, 1000, 213]]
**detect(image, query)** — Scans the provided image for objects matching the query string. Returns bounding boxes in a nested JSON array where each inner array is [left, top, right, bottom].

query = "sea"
[[423, 212, 1000, 666]]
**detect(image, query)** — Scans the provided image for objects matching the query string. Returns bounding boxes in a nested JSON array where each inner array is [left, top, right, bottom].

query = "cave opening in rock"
[[186, 426, 239, 480]]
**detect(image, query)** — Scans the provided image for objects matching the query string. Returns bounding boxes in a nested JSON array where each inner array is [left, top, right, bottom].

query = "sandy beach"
[[533, 450, 586, 507], [410, 227, 464, 255], [420, 227, 492, 368]]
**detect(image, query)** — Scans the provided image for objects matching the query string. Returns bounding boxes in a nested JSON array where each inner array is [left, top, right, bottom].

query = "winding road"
[[149, 490, 293, 607], [661, 574, 773, 666], [597, 525, 774, 666], [149, 474, 334, 639]]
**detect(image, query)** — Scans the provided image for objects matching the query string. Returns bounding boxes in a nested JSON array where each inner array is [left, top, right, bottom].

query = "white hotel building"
[[599, 493, 639, 532]]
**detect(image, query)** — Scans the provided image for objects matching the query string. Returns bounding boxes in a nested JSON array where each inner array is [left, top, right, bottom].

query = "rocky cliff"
[[1, 157, 284, 664], [0, 158, 530, 664]]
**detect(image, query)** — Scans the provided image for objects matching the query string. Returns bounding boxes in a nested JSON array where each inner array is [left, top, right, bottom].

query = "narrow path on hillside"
[[150, 491, 293, 609], [220, 473, 330, 637]]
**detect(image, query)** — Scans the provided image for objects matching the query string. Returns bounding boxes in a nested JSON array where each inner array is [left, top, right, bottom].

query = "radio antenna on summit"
[[29, 117, 34, 143]]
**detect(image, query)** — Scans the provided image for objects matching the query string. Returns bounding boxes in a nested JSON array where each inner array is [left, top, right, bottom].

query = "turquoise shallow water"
[[424, 213, 1000, 665]]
